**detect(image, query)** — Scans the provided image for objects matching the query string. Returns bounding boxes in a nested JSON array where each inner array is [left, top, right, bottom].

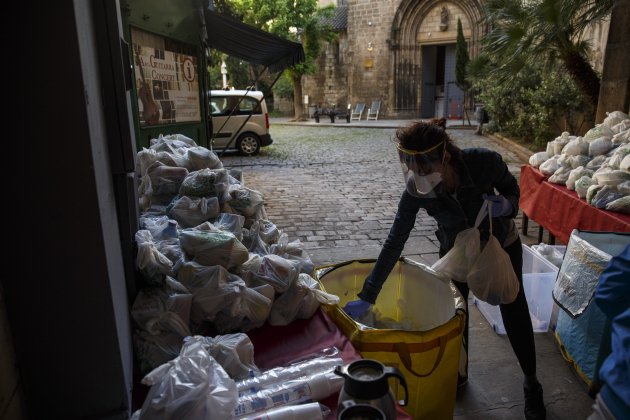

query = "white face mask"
[[404, 171, 443, 197]]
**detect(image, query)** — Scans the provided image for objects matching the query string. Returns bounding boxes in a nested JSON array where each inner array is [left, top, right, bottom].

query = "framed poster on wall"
[[131, 27, 200, 126]]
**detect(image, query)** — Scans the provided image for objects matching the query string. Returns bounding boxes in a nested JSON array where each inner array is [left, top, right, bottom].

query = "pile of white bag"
[[132, 336, 340, 420], [528, 110, 630, 214], [132, 134, 339, 374]]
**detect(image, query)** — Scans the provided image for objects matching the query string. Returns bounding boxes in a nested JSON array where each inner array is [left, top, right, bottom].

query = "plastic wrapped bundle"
[[187, 146, 223, 170], [131, 277, 193, 372], [586, 155, 609, 171], [594, 169, 630, 187], [151, 133, 197, 149], [566, 167, 593, 190], [177, 262, 246, 323], [602, 110, 629, 128], [588, 137, 613, 157], [214, 284, 275, 333], [529, 151, 550, 168], [567, 154, 591, 169], [583, 125, 614, 142], [179, 229, 249, 269], [575, 176, 594, 199], [270, 233, 315, 275], [268, 274, 339, 326], [552, 132, 572, 155], [612, 129, 630, 145], [179, 169, 228, 197], [236, 354, 344, 397], [184, 335, 260, 381], [254, 254, 299, 293], [531, 243, 564, 268], [562, 137, 588, 156], [145, 161, 189, 196], [137, 338, 238, 420], [168, 196, 220, 228], [229, 185, 265, 218], [136, 230, 175, 283], [605, 196, 630, 214], [590, 186, 624, 209], [586, 184, 605, 205], [233, 372, 343, 419], [539, 156, 560, 175], [548, 165, 572, 185], [214, 213, 246, 240], [258, 220, 281, 244], [154, 150, 189, 168]]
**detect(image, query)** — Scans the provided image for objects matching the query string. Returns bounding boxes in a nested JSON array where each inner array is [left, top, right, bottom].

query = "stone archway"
[[389, 0, 485, 118]]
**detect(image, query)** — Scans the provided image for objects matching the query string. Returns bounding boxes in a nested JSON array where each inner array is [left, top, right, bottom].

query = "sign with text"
[[132, 33, 200, 126]]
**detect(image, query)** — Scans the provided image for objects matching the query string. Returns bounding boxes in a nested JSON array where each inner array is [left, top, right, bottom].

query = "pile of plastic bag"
[[528, 110, 630, 214], [131, 338, 341, 420], [131, 134, 339, 374]]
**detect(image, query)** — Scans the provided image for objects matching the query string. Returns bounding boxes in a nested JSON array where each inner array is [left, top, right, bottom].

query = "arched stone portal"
[[389, 0, 485, 119]]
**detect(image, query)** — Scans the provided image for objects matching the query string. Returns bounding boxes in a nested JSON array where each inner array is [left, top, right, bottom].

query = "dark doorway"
[[420, 44, 464, 119]]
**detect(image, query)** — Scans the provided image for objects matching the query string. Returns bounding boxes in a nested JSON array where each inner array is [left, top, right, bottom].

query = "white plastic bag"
[[186, 335, 260, 380], [268, 274, 339, 326], [177, 261, 246, 324], [430, 203, 484, 282], [528, 152, 550, 168], [138, 338, 238, 420], [179, 229, 249, 269], [548, 165, 572, 185], [588, 136, 613, 157], [539, 157, 560, 176], [168, 196, 220, 228], [562, 137, 588, 156], [466, 202, 520, 305], [566, 166, 593, 190], [575, 176, 595, 199]]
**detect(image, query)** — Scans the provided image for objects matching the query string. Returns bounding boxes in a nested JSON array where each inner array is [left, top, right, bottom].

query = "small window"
[[210, 97, 229, 116], [238, 97, 262, 115]]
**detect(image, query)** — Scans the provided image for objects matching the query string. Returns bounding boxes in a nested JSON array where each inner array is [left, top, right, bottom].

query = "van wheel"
[[237, 133, 261, 155]]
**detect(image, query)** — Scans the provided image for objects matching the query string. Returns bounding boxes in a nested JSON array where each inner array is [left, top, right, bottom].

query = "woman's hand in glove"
[[343, 299, 371, 320], [482, 193, 514, 217]]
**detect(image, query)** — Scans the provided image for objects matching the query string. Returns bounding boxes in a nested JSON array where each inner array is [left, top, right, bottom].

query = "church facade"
[[302, 0, 486, 119], [301, 0, 609, 120]]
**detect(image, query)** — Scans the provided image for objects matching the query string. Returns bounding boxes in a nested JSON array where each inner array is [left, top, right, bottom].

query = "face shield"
[[396, 140, 446, 197]]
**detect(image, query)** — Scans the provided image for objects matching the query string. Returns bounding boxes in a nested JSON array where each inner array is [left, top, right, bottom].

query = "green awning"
[[204, 10, 305, 72]]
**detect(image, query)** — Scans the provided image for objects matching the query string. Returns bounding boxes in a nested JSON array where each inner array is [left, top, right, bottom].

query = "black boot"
[[524, 381, 546, 420]]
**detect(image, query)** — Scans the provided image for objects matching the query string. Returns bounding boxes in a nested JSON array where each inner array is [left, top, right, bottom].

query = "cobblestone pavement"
[[218, 120, 592, 420]]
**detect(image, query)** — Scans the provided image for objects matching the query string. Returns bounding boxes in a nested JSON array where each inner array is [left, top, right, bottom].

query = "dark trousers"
[[453, 238, 537, 377]]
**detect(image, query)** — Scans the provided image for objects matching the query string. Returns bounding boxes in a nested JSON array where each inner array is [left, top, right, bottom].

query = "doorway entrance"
[[420, 44, 464, 119]]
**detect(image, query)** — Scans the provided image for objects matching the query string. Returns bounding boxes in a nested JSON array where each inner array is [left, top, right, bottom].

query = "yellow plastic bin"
[[316, 258, 466, 420]]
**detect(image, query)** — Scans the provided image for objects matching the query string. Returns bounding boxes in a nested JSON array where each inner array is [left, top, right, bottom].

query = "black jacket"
[[358, 148, 520, 304]]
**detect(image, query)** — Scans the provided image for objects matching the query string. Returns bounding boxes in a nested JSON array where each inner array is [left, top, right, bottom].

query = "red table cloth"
[[519, 164, 630, 244]]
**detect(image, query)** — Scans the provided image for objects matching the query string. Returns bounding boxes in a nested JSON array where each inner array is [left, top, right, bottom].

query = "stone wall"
[[346, 0, 399, 116], [303, 0, 611, 120]]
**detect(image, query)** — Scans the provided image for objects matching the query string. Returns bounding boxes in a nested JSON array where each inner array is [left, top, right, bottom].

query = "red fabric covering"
[[519, 165, 630, 244], [248, 308, 412, 419]]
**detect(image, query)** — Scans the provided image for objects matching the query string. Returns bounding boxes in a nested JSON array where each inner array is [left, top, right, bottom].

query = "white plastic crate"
[[473, 245, 559, 334]]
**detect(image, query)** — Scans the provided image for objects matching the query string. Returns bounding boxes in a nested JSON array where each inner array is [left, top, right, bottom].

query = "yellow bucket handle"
[[353, 323, 462, 378]]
